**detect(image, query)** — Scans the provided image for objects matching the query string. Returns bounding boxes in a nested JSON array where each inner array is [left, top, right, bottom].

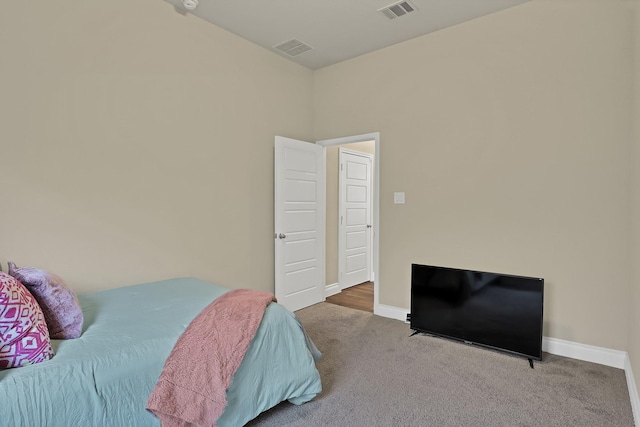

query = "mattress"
[[0, 277, 322, 426]]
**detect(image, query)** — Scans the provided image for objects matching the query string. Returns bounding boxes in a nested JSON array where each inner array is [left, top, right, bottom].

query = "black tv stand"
[[528, 358, 534, 369], [409, 330, 419, 337]]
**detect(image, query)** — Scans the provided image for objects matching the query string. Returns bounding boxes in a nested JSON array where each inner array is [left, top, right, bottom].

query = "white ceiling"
[[163, 0, 529, 70]]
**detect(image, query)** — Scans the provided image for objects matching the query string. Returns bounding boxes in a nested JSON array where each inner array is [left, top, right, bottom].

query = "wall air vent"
[[378, 0, 418, 20], [273, 39, 313, 57]]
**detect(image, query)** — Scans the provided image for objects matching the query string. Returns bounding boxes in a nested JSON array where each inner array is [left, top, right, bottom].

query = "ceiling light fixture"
[[182, 0, 198, 11]]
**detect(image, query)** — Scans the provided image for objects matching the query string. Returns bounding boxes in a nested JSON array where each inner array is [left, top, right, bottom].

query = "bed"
[[0, 277, 322, 426]]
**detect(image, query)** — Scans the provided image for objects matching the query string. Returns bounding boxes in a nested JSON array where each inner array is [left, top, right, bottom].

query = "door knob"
[[367, 225, 372, 228], [279, 233, 287, 239]]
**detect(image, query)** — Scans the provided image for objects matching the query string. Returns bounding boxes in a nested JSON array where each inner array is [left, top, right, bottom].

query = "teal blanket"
[[0, 278, 322, 426]]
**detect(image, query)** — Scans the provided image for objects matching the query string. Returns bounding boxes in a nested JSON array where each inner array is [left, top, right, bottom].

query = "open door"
[[274, 136, 325, 311]]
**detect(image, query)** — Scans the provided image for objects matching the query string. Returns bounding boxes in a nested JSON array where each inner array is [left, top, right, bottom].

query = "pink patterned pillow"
[[8, 263, 83, 339], [0, 272, 54, 370]]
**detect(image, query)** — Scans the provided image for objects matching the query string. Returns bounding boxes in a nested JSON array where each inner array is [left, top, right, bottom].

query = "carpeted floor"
[[247, 302, 634, 427]]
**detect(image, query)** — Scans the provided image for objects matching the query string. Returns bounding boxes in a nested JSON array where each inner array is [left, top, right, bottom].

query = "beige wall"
[[314, 0, 634, 350], [630, 0, 640, 401], [325, 141, 376, 285], [0, 0, 313, 293]]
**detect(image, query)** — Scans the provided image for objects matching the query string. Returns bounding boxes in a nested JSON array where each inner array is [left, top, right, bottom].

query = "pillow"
[[0, 272, 54, 369], [8, 263, 83, 339]]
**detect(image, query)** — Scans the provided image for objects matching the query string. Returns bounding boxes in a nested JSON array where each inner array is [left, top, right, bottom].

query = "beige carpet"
[[247, 302, 634, 426]]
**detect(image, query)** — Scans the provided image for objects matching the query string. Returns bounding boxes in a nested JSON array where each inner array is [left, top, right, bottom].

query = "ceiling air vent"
[[378, 0, 418, 20], [274, 39, 313, 57]]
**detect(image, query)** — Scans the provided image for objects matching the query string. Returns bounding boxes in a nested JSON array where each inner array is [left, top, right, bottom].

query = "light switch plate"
[[394, 192, 405, 204]]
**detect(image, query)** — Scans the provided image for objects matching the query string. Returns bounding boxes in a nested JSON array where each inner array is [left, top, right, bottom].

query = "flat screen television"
[[410, 264, 544, 361]]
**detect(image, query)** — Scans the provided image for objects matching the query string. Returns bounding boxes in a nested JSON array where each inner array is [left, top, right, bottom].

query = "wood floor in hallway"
[[325, 281, 373, 312]]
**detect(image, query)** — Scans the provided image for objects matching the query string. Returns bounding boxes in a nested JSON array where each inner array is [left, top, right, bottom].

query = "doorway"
[[316, 133, 379, 312]]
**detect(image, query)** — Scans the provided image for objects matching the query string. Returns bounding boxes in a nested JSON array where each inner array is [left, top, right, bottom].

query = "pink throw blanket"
[[146, 289, 276, 427]]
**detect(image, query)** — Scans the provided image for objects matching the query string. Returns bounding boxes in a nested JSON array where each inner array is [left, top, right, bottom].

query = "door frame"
[[316, 132, 380, 312], [339, 148, 374, 289]]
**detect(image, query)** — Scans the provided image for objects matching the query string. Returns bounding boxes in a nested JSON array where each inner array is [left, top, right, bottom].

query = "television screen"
[[410, 264, 544, 360]]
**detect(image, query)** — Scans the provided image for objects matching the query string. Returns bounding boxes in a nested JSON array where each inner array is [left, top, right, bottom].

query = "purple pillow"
[[8, 263, 83, 340], [0, 272, 54, 369]]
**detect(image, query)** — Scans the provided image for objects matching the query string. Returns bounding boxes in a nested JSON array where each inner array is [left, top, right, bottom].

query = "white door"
[[339, 149, 373, 289], [274, 136, 325, 312]]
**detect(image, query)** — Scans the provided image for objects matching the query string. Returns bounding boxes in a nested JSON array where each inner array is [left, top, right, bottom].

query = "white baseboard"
[[374, 303, 408, 322], [372, 306, 628, 368], [542, 337, 627, 369], [374, 304, 639, 426], [325, 282, 340, 298]]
